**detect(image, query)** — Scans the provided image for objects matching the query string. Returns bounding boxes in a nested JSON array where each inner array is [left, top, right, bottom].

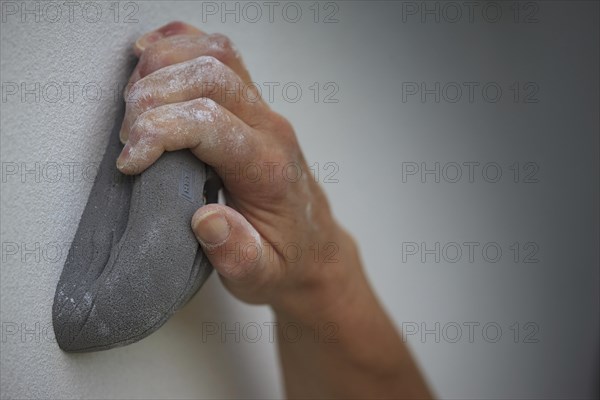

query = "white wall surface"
[[1, 1, 598, 399]]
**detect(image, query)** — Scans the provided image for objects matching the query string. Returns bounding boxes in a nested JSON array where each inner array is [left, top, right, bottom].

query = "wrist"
[[270, 223, 368, 325]]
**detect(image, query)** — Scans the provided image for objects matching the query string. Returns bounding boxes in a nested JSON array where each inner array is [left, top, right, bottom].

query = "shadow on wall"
[[57, 276, 254, 395]]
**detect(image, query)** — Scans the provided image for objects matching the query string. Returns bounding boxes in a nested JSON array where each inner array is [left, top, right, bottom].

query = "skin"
[[117, 21, 433, 399]]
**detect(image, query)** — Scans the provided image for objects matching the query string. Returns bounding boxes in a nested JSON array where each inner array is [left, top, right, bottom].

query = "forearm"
[[272, 227, 433, 399]]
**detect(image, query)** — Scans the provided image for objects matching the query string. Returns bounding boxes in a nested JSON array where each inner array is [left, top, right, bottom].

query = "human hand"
[[116, 22, 360, 321]]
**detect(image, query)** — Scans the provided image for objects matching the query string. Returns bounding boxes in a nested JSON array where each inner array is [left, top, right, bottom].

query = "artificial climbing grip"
[[52, 104, 219, 352]]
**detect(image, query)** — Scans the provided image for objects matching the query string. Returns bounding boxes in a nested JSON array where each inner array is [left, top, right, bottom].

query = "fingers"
[[121, 55, 268, 143], [191, 204, 280, 293], [133, 21, 205, 56], [129, 33, 252, 92], [116, 97, 259, 175]]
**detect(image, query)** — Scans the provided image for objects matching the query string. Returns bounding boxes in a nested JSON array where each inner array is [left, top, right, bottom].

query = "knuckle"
[[207, 33, 237, 61], [130, 110, 160, 143], [195, 54, 222, 69], [192, 55, 230, 92], [268, 112, 298, 147], [192, 97, 221, 120], [126, 80, 153, 114], [209, 33, 233, 49], [194, 55, 231, 81], [195, 96, 218, 109], [128, 119, 145, 145], [275, 114, 295, 138]]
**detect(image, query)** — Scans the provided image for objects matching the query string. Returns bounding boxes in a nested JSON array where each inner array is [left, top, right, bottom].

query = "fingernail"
[[194, 212, 230, 246], [135, 31, 163, 52], [116, 143, 131, 170], [119, 128, 127, 144]]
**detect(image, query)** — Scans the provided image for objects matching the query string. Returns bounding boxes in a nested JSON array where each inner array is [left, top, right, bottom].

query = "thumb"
[[191, 204, 277, 295]]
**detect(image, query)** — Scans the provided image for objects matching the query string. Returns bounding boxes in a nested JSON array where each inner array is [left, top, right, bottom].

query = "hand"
[[116, 22, 359, 320], [117, 22, 432, 399]]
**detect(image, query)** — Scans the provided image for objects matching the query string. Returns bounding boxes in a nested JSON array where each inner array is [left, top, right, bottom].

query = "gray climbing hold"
[[52, 105, 218, 352]]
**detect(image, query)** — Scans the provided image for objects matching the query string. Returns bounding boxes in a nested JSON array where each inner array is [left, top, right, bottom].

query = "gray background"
[[1, 1, 598, 399]]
